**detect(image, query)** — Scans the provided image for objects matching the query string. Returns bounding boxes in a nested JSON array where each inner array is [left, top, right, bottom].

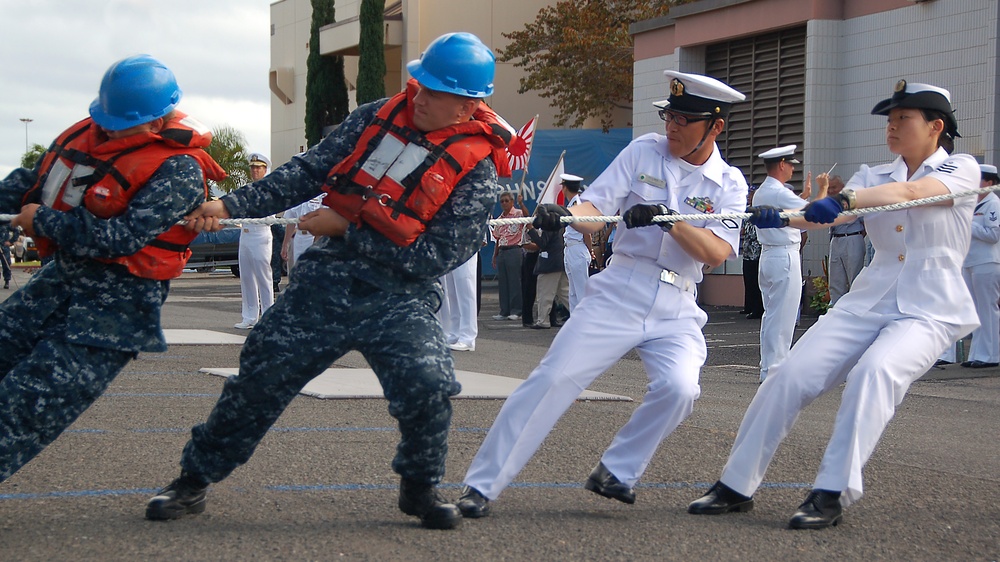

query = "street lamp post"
[[19, 118, 33, 152]]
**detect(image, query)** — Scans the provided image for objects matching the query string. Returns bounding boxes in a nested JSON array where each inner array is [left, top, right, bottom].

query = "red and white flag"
[[506, 115, 537, 172], [536, 151, 566, 207]]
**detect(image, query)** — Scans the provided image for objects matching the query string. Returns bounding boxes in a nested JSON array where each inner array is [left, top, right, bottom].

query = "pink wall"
[[635, 0, 915, 59]]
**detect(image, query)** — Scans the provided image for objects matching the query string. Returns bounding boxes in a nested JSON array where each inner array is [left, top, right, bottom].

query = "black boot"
[[583, 461, 635, 504], [398, 478, 462, 530], [788, 489, 843, 529], [145, 473, 209, 520]]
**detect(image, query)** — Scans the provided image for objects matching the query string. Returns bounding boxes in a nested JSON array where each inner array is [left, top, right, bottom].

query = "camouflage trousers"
[[0, 337, 133, 483], [181, 265, 462, 485]]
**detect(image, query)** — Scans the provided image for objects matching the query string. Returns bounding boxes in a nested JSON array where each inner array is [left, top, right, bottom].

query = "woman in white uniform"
[[235, 153, 275, 329], [688, 81, 980, 530]]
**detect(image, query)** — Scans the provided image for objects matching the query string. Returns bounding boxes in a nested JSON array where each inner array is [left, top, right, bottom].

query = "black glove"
[[622, 203, 679, 231], [748, 206, 789, 229], [532, 204, 571, 231]]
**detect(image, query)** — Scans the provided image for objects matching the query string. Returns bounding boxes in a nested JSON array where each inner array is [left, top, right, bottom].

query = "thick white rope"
[[2, 185, 998, 226], [487, 185, 1000, 226]]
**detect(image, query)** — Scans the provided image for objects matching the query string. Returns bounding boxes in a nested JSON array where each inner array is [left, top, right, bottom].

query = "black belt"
[[831, 231, 863, 238], [498, 245, 520, 251]]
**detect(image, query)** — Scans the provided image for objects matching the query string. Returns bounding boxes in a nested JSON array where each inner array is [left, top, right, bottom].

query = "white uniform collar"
[[662, 141, 726, 187], [888, 147, 949, 182]]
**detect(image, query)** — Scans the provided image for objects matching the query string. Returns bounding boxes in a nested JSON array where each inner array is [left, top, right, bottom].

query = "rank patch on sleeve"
[[684, 196, 715, 214]]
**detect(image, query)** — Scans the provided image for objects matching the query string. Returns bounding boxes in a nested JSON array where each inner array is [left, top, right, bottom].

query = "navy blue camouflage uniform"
[[0, 157, 207, 482], [178, 98, 500, 486]]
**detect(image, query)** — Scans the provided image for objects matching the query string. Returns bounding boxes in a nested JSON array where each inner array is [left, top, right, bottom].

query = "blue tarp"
[[483, 128, 632, 276]]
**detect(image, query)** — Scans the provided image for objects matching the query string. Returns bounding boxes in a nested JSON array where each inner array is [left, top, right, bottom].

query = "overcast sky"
[[0, 0, 273, 179]]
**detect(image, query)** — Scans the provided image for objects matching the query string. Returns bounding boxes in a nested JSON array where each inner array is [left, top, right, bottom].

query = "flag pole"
[[517, 114, 539, 197]]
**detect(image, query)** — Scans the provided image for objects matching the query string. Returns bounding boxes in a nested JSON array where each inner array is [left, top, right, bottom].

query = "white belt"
[[565, 240, 586, 247], [609, 255, 696, 295]]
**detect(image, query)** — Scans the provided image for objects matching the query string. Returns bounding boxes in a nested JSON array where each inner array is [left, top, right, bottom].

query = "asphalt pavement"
[[0, 265, 997, 561]]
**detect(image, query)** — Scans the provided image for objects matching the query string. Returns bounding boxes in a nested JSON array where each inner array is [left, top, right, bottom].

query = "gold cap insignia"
[[670, 78, 685, 97], [894, 79, 907, 93]]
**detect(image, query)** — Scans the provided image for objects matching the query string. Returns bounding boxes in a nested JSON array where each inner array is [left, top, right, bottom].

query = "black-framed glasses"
[[658, 109, 711, 127]]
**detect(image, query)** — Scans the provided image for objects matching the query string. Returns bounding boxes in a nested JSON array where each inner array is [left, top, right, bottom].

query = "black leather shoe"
[[583, 462, 635, 504], [145, 473, 209, 520], [788, 489, 843, 529], [934, 359, 953, 367], [398, 479, 462, 530], [273, 282, 281, 294], [456, 486, 491, 518], [961, 360, 999, 368], [687, 481, 754, 515], [746, 312, 763, 320]]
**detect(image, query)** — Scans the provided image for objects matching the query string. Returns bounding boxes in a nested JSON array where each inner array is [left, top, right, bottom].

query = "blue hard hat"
[[406, 32, 495, 98], [90, 54, 182, 131]]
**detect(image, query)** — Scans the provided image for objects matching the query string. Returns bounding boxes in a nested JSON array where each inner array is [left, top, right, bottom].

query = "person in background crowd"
[[751, 145, 809, 382], [491, 192, 524, 320], [561, 173, 595, 312], [826, 176, 866, 305], [234, 153, 275, 330]]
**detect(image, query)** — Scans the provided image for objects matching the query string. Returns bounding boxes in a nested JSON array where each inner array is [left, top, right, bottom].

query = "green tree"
[[205, 125, 250, 194], [20, 143, 47, 170], [305, 0, 350, 148], [356, 0, 387, 105], [498, 0, 676, 131]]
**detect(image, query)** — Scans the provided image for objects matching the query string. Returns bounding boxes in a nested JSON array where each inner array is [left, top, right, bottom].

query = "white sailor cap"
[[652, 70, 745, 118], [758, 144, 800, 164], [981, 164, 999, 177], [560, 173, 584, 192], [248, 153, 271, 168], [871, 80, 959, 138]]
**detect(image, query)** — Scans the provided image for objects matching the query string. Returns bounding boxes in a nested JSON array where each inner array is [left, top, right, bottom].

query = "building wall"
[[269, 0, 629, 167], [633, 0, 1000, 306]]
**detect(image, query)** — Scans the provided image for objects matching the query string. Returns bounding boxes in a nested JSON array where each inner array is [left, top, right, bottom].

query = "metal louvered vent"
[[707, 26, 806, 189]]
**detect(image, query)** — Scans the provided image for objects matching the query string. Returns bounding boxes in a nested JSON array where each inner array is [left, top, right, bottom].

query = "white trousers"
[[758, 245, 802, 381], [965, 263, 1000, 363], [719, 306, 956, 506], [464, 262, 706, 499], [238, 227, 274, 324], [564, 242, 591, 312], [828, 234, 866, 305], [533, 271, 569, 327], [438, 254, 479, 347]]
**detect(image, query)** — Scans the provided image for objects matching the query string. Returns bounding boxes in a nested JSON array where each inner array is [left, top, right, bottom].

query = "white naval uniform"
[[719, 148, 979, 507], [238, 221, 275, 325], [961, 192, 1000, 363], [283, 194, 326, 272], [752, 177, 806, 381], [464, 133, 747, 499], [438, 252, 479, 349], [563, 193, 592, 312]]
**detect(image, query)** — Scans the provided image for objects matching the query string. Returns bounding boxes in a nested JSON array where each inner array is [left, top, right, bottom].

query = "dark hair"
[[984, 173, 1000, 186], [920, 109, 955, 154]]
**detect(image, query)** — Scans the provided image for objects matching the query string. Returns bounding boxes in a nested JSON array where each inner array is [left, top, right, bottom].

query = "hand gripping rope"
[[1, 186, 999, 227]]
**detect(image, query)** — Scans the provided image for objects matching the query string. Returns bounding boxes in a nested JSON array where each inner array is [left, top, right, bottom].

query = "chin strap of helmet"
[[683, 118, 718, 160]]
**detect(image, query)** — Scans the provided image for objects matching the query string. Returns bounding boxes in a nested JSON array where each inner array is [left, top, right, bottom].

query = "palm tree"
[[205, 125, 251, 195]]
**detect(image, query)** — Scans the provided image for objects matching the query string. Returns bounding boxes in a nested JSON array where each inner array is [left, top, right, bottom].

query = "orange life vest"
[[23, 112, 227, 280], [322, 79, 513, 246]]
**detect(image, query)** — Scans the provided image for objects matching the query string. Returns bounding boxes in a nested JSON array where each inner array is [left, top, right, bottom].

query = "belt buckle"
[[659, 268, 691, 293]]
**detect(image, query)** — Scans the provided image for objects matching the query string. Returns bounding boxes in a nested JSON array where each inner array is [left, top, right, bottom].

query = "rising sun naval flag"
[[506, 115, 537, 172]]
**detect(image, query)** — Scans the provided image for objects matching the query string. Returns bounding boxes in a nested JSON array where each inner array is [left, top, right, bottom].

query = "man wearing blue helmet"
[[0, 55, 224, 484], [146, 32, 514, 530]]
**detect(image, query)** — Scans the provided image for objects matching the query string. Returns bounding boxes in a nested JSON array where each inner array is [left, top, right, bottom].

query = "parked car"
[[23, 236, 39, 262], [185, 228, 241, 276]]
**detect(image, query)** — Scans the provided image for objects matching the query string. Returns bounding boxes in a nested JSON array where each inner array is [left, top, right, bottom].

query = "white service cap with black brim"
[[653, 70, 745, 119], [871, 80, 960, 138], [758, 144, 800, 164]]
